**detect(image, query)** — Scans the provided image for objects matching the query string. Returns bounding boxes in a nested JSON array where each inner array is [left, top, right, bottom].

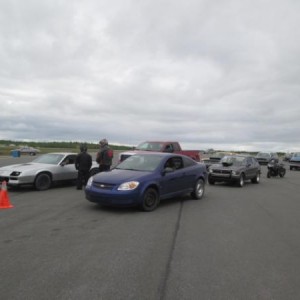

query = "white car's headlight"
[[118, 181, 139, 191], [86, 177, 93, 187], [11, 171, 21, 176]]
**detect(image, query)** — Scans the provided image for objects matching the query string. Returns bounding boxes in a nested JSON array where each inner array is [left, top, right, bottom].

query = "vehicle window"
[[33, 154, 64, 165], [164, 158, 174, 169], [116, 154, 162, 171], [136, 142, 162, 151], [172, 143, 181, 151], [164, 144, 174, 152], [246, 158, 252, 165], [64, 155, 76, 165], [182, 156, 196, 168], [172, 157, 183, 170]]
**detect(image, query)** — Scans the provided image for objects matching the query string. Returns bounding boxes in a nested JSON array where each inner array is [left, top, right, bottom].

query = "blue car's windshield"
[[116, 154, 162, 171], [32, 154, 64, 165]]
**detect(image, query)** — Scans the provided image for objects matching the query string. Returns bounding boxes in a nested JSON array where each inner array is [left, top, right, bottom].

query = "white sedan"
[[10, 146, 41, 156], [0, 153, 99, 191]]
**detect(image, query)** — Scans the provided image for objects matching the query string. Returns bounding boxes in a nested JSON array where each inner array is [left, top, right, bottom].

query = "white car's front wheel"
[[35, 173, 52, 191]]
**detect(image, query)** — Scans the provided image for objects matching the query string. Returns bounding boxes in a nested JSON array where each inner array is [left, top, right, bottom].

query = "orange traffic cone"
[[0, 181, 13, 209]]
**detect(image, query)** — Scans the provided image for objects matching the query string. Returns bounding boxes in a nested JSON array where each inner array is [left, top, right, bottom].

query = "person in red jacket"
[[96, 138, 113, 172]]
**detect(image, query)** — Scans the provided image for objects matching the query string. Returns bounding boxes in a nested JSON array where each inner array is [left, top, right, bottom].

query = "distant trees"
[[0, 140, 131, 150]]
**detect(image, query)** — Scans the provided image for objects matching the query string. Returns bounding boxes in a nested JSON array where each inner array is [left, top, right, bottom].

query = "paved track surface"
[[0, 155, 300, 300]]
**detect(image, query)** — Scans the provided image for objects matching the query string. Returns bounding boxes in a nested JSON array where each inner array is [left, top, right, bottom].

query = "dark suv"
[[208, 154, 261, 187], [255, 152, 278, 165]]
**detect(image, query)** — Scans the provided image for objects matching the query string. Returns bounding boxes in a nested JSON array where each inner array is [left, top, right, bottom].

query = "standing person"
[[75, 144, 92, 190], [96, 138, 113, 172]]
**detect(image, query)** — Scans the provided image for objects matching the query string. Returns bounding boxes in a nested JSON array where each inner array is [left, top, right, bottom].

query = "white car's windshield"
[[32, 154, 64, 165], [116, 154, 162, 171]]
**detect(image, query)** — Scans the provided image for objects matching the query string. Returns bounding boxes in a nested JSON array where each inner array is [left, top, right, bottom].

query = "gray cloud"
[[1, 0, 300, 152]]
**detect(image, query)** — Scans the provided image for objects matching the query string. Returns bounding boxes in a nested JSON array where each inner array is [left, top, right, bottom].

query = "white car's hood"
[[0, 162, 50, 172]]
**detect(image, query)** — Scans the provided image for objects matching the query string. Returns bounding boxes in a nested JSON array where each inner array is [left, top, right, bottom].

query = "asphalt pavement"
[[0, 155, 300, 300]]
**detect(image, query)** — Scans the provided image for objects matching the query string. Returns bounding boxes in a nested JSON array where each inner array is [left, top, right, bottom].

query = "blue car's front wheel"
[[191, 178, 205, 200], [140, 188, 159, 212]]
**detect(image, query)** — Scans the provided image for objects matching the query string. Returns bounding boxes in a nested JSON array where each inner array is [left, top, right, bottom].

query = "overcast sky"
[[1, 0, 299, 152]]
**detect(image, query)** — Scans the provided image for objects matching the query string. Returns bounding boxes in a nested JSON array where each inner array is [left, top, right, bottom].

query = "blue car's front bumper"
[[85, 187, 142, 207]]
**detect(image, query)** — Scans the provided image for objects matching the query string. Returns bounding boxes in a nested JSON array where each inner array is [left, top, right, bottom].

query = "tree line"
[[0, 140, 132, 150]]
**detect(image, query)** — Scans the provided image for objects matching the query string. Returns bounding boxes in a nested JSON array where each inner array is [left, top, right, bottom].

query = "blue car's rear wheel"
[[140, 188, 159, 212]]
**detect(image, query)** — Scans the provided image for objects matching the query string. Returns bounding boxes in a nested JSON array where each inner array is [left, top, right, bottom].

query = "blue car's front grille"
[[93, 182, 115, 190]]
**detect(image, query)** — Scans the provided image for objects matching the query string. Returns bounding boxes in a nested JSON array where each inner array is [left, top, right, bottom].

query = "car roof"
[[42, 152, 77, 155], [132, 152, 188, 159], [224, 154, 253, 158]]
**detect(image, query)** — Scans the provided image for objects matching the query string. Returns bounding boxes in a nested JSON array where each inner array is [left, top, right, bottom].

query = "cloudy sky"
[[1, 0, 299, 152]]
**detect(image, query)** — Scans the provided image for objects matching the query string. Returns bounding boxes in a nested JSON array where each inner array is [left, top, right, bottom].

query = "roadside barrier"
[[0, 181, 13, 209]]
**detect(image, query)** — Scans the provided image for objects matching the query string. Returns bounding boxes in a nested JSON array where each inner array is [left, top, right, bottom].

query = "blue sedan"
[[85, 153, 207, 211]]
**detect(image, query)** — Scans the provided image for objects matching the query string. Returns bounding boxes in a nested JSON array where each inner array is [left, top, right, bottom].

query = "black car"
[[255, 152, 278, 165], [202, 152, 231, 170], [289, 152, 300, 170], [208, 155, 261, 187]]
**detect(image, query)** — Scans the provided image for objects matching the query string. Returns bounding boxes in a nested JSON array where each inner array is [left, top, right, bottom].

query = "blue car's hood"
[[92, 168, 152, 184]]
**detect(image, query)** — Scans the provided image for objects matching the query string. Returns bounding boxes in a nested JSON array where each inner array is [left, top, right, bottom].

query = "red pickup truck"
[[119, 141, 201, 162]]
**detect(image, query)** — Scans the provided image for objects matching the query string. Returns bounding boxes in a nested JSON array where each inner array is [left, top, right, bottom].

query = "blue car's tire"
[[191, 178, 205, 199], [140, 188, 159, 212]]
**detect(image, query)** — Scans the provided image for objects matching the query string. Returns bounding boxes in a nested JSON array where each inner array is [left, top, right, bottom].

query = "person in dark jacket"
[[96, 138, 113, 172], [75, 144, 92, 190]]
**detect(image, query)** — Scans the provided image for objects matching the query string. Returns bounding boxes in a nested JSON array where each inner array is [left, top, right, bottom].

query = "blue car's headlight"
[[118, 181, 139, 191]]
